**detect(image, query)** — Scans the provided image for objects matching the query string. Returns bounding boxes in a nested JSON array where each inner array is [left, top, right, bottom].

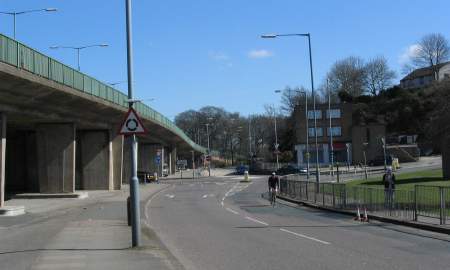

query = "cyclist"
[[268, 172, 279, 205]]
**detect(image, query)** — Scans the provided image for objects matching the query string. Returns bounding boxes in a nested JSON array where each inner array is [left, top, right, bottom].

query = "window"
[[308, 127, 323, 137], [326, 109, 341, 119], [327, 126, 342, 136], [307, 110, 322, 119]]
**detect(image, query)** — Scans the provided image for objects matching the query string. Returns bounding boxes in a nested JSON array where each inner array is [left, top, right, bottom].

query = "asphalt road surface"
[[148, 175, 450, 270]]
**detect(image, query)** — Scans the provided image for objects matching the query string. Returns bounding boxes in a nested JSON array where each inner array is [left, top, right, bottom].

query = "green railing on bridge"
[[0, 33, 206, 153]]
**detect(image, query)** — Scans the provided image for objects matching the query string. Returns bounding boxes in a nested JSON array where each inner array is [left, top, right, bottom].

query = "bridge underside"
[[0, 62, 202, 205]]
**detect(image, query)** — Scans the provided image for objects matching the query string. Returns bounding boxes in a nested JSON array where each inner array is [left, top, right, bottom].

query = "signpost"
[[177, 159, 187, 179], [118, 106, 147, 248], [123, 0, 146, 246]]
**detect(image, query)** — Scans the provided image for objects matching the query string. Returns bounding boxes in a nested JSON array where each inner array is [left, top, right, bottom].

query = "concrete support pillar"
[[37, 123, 75, 193], [443, 134, 450, 180], [169, 147, 177, 174], [122, 136, 133, 185], [78, 131, 110, 190], [111, 132, 123, 190], [0, 114, 6, 207]]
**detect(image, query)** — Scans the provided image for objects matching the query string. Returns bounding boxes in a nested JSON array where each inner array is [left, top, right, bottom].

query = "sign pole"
[[125, 0, 140, 247]]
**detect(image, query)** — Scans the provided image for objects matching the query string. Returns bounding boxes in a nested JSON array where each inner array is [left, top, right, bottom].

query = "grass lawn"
[[346, 169, 449, 191]]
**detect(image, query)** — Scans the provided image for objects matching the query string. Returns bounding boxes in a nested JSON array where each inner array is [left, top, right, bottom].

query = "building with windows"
[[293, 102, 385, 166], [400, 62, 450, 89]]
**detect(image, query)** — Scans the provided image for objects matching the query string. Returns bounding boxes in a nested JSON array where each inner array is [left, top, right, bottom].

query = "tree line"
[[175, 33, 450, 164]]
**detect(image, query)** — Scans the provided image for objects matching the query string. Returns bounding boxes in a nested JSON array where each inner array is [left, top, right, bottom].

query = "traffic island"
[[0, 205, 25, 216], [12, 192, 88, 199]]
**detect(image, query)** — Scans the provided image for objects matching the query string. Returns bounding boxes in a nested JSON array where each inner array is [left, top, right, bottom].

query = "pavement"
[[0, 183, 184, 270], [147, 174, 450, 270]]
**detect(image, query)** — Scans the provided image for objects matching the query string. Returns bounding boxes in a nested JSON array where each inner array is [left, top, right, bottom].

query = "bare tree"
[[327, 56, 366, 97], [410, 33, 450, 80], [279, 86, 323, 115], [364, 56, 396, 95]]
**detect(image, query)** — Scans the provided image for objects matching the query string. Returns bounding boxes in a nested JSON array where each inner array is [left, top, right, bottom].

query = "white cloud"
[[399, 44, 420, 65], [208, 51, 229, 61], [248, 49, 273, 59]]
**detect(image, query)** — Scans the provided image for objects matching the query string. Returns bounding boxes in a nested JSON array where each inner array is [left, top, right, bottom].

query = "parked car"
[[235, 165, 249, 175], [276, 165, 307, 176]]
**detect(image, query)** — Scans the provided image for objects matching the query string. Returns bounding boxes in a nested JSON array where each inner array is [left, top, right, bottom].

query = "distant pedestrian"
[[154, 172, 159, 184], [383, 167, 395, 209]]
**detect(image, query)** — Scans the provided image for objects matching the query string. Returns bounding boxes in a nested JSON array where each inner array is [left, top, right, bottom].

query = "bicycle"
[[269, 187, 277, 206]]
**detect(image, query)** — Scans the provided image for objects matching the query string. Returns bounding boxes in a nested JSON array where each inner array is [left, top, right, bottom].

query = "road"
[[147, 174, 450, 270]]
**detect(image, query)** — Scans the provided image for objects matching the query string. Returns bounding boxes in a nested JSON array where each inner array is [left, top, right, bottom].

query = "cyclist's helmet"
[[272, 172, 276, 175]]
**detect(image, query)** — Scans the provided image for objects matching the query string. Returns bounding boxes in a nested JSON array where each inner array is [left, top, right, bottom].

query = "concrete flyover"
[[0, 33, 206, 208]]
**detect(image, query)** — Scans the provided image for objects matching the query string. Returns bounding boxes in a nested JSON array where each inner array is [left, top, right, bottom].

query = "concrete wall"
[[5, 130, 38, 193], [36, 123, 75, 193], [0, 113, 5, 207], [77, 131, 110, 190], [443, 134, 450, 180], [352, 124, 385, 164]]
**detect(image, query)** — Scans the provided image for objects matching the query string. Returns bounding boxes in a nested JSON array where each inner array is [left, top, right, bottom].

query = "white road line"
[[226, 208, 239, 215], [245, 216, 269, 226], [279, 228, 331, 245]]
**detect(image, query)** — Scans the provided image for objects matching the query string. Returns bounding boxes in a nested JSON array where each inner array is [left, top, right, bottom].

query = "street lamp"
[[50, 44, 109, 71], [262, 32, 321, 185], [275, 89, 310, 179], [0, 8, 57, 39], [108, 81, 128, 86], [268, 101, 280, 170], [205, 123, 211, 176]]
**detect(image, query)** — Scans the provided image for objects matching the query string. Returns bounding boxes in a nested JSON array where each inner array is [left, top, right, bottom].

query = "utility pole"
[[206, 123, 211, 176], [381, 137, 387, 170], [125, 0, 140, 247], [273, 108, 280, 170], [328, 79, 334, 179]]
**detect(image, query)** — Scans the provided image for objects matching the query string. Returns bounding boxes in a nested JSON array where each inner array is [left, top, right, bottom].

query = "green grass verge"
[[346, 169, 448, 191]]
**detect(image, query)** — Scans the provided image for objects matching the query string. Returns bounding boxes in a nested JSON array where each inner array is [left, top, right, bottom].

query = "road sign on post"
[[118, 108, 148, 135]]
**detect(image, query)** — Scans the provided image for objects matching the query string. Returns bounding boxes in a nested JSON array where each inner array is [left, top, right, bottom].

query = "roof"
[[401, 61, 450, 82]]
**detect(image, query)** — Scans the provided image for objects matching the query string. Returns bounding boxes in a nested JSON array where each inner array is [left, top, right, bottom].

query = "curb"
[[277, 195, 450, 235]]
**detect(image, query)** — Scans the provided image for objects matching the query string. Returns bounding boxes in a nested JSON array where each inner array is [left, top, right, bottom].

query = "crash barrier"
[[279, 177, 449, 225]]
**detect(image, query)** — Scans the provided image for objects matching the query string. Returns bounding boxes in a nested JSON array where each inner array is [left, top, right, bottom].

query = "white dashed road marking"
[[245, 216, 269, 226], [280, 228, 331, 245], [225, 208, 239, 215]]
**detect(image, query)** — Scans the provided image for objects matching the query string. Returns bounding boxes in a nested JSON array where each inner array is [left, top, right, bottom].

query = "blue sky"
[[1, 0, 450, 119]]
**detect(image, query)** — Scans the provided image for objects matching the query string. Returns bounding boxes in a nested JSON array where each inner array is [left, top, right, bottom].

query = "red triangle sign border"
[[118, 107, 148, 135]]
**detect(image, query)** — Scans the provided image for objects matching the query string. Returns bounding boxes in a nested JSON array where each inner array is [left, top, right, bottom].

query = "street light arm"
[[261, 33, 309, 38], [50, 44, 108, 50], [15, 8, 57, 15]]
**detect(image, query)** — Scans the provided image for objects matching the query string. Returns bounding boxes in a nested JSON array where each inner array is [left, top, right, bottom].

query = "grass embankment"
[[346, 169, 448, 191]]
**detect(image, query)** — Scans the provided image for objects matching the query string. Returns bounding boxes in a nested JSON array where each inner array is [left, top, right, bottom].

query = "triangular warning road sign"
[[118, 108, 148, 135]]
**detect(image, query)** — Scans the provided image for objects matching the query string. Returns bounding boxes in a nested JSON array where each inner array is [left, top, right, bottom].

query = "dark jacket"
[[268, 175, 279, 189], [382, 174, 396, 190]]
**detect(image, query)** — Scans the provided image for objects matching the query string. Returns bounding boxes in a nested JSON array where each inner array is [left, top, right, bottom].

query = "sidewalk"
[[0, 183, 185, 270]]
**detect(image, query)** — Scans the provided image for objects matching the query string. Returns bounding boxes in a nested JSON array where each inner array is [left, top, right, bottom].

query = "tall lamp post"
[[205, 122, 211, 176], [50, 44, 108, 71], [0, 8, 57, 39], [327, 79, 334, 179], [124, 0, 140, 247], [262, 33, 320, 186]]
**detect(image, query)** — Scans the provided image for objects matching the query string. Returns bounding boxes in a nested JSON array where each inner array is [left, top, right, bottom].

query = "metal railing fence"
[[0, 33, 206, 153], [279, 177, 448, 225]]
